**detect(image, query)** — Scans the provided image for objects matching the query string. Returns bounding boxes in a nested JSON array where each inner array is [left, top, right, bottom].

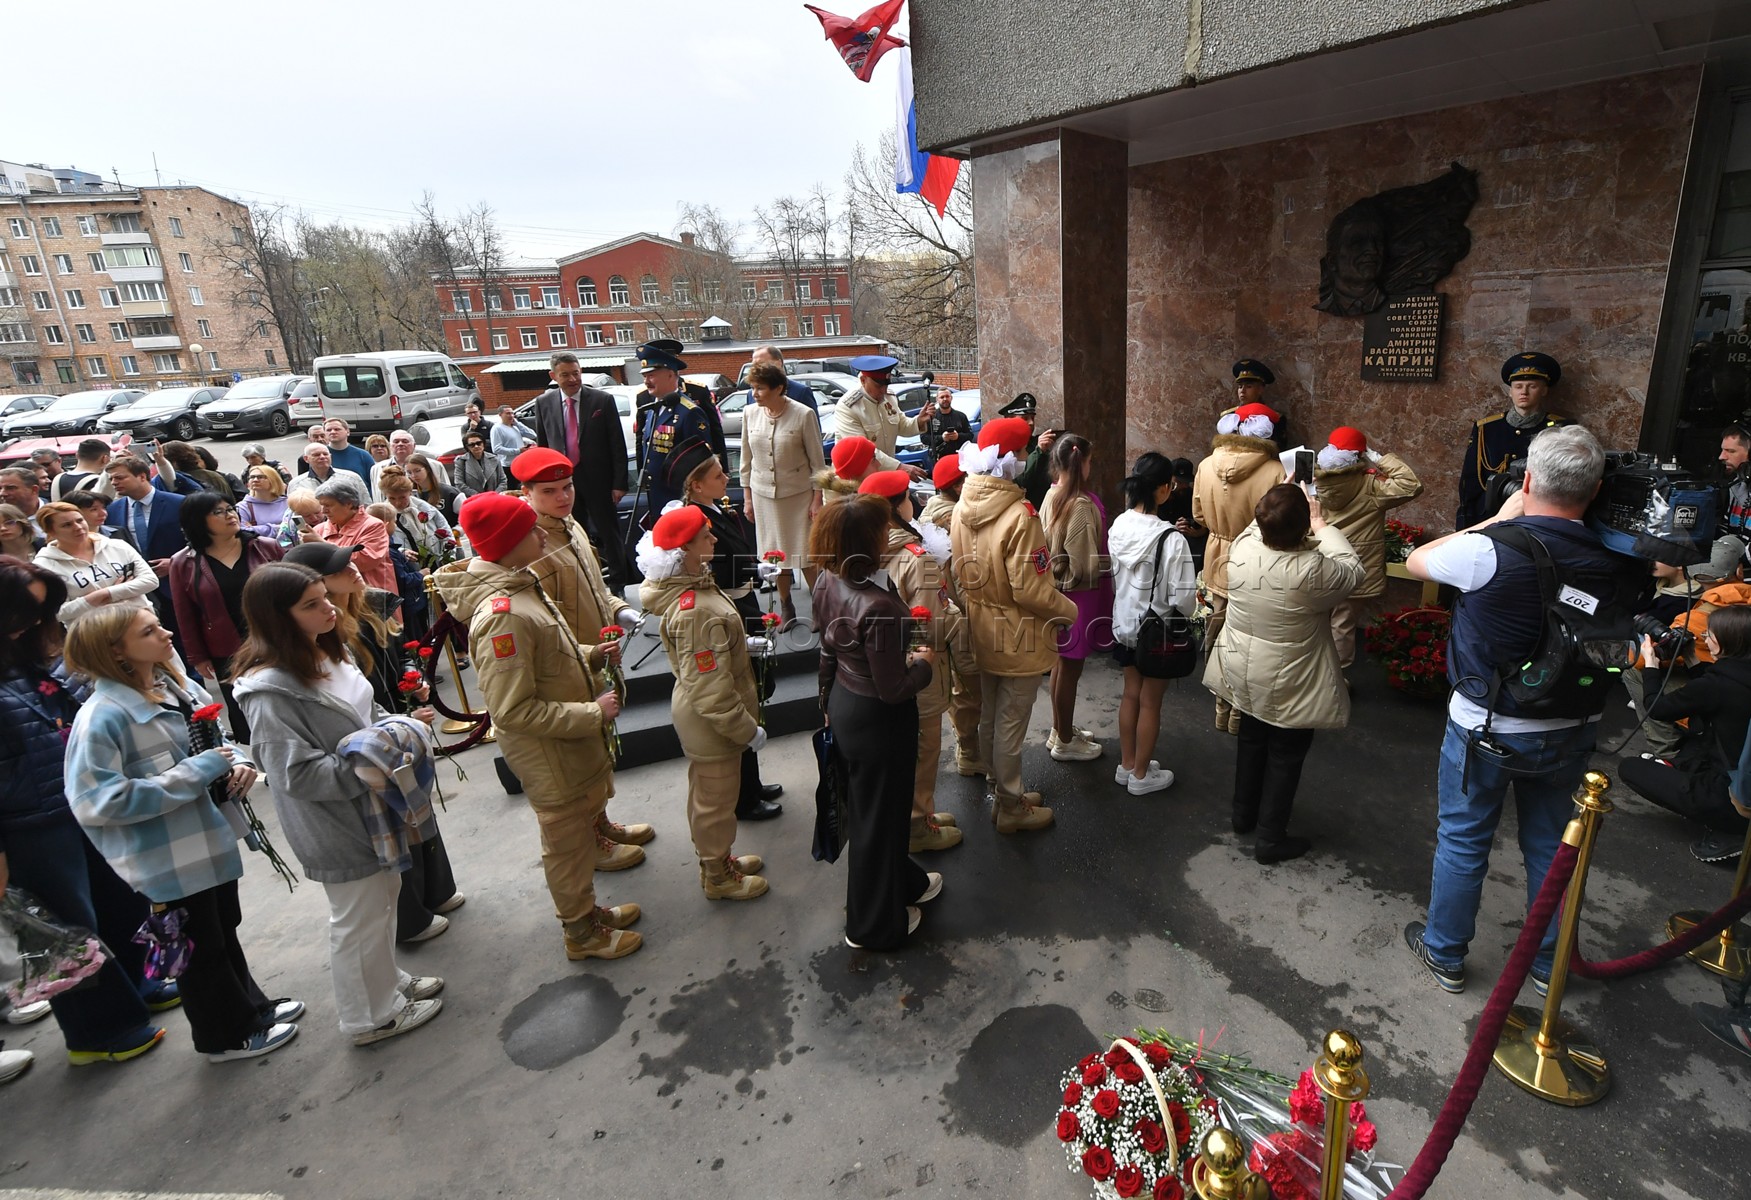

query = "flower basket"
[[1362, 605, 1449, 699], [1056, 1037, 1219, 1200]]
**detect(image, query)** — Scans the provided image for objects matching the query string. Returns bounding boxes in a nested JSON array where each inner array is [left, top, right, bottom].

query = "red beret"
[[858, 469, 911, 500], [1235, 402, 1280, 423], [511, 446, 573, 484], [459, 491, 539, 562], [831, 436, 876, 479], [978, 416, 1031, 456], [653, 504, 709, 551], [1327, 426, 1367, 453], [931, 455, 965, 491]]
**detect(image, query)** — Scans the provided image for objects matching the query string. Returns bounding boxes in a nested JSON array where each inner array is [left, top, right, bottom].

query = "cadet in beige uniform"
[[922, 453, 985, 775]]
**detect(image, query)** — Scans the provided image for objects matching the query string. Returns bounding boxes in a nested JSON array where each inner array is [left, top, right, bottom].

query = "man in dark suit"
[[105, 453, 188, 638], [533, 350, 631, 592], [750, 344, 819, 419]]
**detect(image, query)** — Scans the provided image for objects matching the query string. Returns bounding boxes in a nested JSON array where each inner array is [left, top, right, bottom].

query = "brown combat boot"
[[595, 834, 646, 872], [565, 922, 643, 961], [700, 854, 769, 901], [594, 904, 641, 929], [598, 813, 654, 846], [909, 815, 964, 853], [993, 793, 1054, 834], [1214, 699, 1233, 732]]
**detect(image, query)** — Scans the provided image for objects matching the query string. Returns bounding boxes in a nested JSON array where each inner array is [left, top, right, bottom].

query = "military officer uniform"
[[634, 339, 727, 470], [833, 354, 919, 471], [637, 344, 720, 516], [1455, 352, 1571, 528], [1000, 393, 1054, 510]]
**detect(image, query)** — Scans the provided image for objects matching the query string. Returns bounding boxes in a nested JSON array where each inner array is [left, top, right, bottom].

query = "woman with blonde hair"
[[62, 603, 301, 1062], [33, 501, 157, 625], [378, 465, 458, 573], [364, 434, 392, 463], [0, 504, 41, 559], [1039, 433, 1113, 762], [235, 463, 288, 537]]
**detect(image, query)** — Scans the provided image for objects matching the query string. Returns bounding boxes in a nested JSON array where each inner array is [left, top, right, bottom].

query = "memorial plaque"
[[1360, 291, 1443, 381]]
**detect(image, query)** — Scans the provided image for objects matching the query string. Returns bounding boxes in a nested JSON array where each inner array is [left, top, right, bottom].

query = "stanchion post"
[[1191, 1128, 1269, 1200], [1491, 770, 1612, 1106], [1665, 818, 1751, 982], [423, 576, 493, 743], [1313, 1030, 1369, 1200]]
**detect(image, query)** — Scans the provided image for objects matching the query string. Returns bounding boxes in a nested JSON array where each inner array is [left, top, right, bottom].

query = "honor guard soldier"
[[999, 393, 1056, 509], [637, 342, 720, 515], [634, 338, 726, 470], [834, 354, 926, 481], [1231, 359, 1290, 446], [1455, 352, 1571, 529]]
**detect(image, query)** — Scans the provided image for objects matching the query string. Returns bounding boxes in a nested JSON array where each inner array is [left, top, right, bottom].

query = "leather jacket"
[[812, 570, 931, 709]]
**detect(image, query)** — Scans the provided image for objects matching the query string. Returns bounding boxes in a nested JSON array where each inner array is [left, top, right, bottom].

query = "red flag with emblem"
[[804, 1, 907, 82]]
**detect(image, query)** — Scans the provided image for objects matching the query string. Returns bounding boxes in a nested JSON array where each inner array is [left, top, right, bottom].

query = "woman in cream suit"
[[740, 361, 825, 626]]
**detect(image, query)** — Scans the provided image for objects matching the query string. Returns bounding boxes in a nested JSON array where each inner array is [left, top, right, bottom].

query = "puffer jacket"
[[1108, 510, 1196, 647], [882, 524, 963, 717], [812, 466, 862, 506], [1202, 523, 1364, 730], [1192, 433, 1283, 596], [436, 558, 613, 802], [950, 472, 1077, 676], [0, 665, 80, 853], [639, 570, 759, 761], [918, 492, 955, 530], [528, 510, 622, 661], [1313, 453, 1423, 599]]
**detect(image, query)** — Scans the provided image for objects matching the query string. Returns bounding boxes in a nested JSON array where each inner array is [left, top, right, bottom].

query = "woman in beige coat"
[[1204, 484, 1363, 864], [741, 361, 824, 625]]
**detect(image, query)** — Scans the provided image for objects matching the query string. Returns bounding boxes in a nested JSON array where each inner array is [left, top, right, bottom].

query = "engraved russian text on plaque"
[[1360, 292, 1444, 382]]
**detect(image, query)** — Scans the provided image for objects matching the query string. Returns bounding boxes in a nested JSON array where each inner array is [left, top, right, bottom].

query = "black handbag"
[[810, 726, 851, 863], [1132, 529, 1198, 680]]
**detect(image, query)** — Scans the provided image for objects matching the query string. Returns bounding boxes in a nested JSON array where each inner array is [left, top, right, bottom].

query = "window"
[[168, 217, 184, 237], [548, 326, 567, 348], [512, 287, 531, 310], [491, 331, 509, 351], [742, 282, 757, 301], [703, 280, 722, 303], [584, 327, 604, 346], [541, 286, 560, 308], [678, 322, 696, 342], [40, 217, 62, 238], [109, 214, 143, 234], [673, 278, 692, 303], [801, 316, 814, 337], [64, 289, 85, 309], [450, 290, 472, 312], [458, 330, 477, 352], [823, 314, 840, 336], [153, 353, 182, 373], [822, 277, 838, 299], [98, 287, 119, 307], [764, 280, 782, 300], [264, 350, 276, 366], [189, 286, 204, 306], [615, 323, 635, 344], [207, 352, 219, 369], [102, 246, 161, 269], [85, 356, 107, 378], [55, 359, 76, 385], [519, 327, 539, 349], [577, 277, 597, 307], [19, 255, 40, 275], [12, 360, 41, 386], [53, 254, 74, 275], [772, 317, 788, 338], [798, 279, 811, 300], [30, 291, 50, 310], [75, 323, 95, 343], [6, 218, 27, 238], [0, 324, 32, 344], [196, 318, 211, 338], [120, 282, 167, 302], [179, 253, 193, 273], [254, 320, 268, 337], [640, 275, 660, 305], [119, 354, 140, 376], [608, 276, 629, 306], [0, 287, 16, 307], [230, 226, 244, 245], [109, 321, 129, 340], [485, 289, 502, 311], [132, 318, 173, 338], [87, 252, 105, 272], [76, 215, 98, 236], [318, 364, 387, 398], [393, 362, 449, 391]]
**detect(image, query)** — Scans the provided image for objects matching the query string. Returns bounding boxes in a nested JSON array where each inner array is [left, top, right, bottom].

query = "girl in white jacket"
[[33, 501, 158, 625], [1107, 454, 1197, 796]]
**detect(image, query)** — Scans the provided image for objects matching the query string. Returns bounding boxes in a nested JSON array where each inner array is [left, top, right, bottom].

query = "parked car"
[[309, 350, 477, 432], [4, 388, 147, 439], [200, 374, 310, 439], [683, 373, 736, 403], [0, 393, 56, 439], [0, 433, 131, 469], [715, 390, 750, 437], [98, 386, 228, 442]]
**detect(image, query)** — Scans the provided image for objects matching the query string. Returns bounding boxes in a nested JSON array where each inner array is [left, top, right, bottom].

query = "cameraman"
[[1401, 426, 1647, 995]]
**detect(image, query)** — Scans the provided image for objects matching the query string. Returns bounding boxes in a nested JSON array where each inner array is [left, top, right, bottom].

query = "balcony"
[[0, 269, 15, 289], [131, 334, 182, 351], [0, 341, 37, 358], [107, 266, 164, 284], [120, 298, 172, 318], [101, 231, 152, 247]]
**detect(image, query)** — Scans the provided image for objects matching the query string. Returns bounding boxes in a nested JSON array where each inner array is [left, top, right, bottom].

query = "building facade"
[[913, 0, 1751, 529], [0, 182, 269, 394]]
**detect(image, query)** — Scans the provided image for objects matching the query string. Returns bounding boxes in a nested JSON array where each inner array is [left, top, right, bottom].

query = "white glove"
[[746, 635, 773, 657], [1365, 449, 1383, 464], [747, 726, 768, 753], [615, 606, 643, 634], [755, 560, 783, 582]]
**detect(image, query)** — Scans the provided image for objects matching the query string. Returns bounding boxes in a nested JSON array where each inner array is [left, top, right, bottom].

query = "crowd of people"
[[9, 341, 1751, 1091]]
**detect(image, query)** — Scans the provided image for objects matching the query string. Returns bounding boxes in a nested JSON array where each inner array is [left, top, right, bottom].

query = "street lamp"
[[188, 342, 204, 385]]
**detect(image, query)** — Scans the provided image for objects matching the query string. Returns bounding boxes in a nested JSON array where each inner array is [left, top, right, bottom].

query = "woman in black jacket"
[[1622, 605, 1751, 849]]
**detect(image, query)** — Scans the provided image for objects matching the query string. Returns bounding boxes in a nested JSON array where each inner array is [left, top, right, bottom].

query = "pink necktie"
[[565, 395, 580, 465]]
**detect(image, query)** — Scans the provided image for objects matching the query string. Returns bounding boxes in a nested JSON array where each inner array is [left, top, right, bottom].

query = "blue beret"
[[637, 344, 687, 374], [849, 354, 899, 374]]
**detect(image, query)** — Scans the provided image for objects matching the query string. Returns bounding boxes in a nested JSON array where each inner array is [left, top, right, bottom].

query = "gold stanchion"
[[423, 576, 492, 743], [1313, 1030, 1369, 1200], [1491, 770, 1612, 1106], [1665, 818, 1751, 981], [1191, 1128, 1269, 1200]]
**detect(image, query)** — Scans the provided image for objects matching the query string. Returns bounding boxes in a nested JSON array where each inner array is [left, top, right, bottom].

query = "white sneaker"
[[5, 1000, 51, 1025], [433, 891, 467, 914], [405, 914, 449, 943], [206, 1022, 298, 1063], [1116, 760, 1160, 785], [1048, 731, 1103, 761], [352, 998, 442, 1046], [917, 872, 944, 904], [0, 1046, 33, 1084], [400, 975, 446, 1002], [1127, 766, 1176, 796]]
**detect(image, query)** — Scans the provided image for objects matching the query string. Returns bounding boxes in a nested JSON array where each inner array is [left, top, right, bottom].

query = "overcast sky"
[[12, 0, 903, 260]]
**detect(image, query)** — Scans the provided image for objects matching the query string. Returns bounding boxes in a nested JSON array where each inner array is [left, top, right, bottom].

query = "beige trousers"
[[914, 711, 943, 819], [980, 673, 1041, 804], [1329, 596, 1372, 670], [687, 755, 741, 860], [949, 668, 984, 764], [529, 780, 609, 942]]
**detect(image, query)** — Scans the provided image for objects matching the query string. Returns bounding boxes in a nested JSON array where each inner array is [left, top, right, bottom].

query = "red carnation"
[[1352, 1119, 1378, 1153], [600, 625, 625, 641], [763, 550, 786, 563], [1135, 1118, 1167, 1155], [909, 605, 932, 621], [1166, 1102, 1191, 1147], [1056, 1110, 1080, 1141], [1153, 1177, 1184, 1200], [1062, 1082, 1083, 1107], [1091, 1088, 1121, 1119], [1143, 1042, 1172, 1067], [1113, 1060, 1145, 1085], [418, 646, 434, 659], [762, 611, 780, 630], [1081, 1062, 1106, 1086], [191, 703, 224, 723], [1113, 1165, 1144, 1197], [1081, 1147, 1115, 1181], [36, 679, 59, 697]]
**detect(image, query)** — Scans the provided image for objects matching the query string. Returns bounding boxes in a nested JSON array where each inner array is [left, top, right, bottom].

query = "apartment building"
[[0, 182, 271, 394]]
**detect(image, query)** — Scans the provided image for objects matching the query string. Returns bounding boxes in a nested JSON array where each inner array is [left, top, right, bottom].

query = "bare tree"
[[418, 195, 505, 354]]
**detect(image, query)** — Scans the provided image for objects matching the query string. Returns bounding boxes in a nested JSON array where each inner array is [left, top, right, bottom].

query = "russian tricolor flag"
[[894, 49, 961, 218]]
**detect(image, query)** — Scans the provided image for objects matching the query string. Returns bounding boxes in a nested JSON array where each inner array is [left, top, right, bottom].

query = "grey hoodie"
[[233, 665, 385, 884]]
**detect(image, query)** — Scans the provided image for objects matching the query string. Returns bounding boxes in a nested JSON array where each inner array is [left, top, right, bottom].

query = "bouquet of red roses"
[[1362, 606, 1449, 699], [1055, 1037, 1218, 1200], [1383, 517, 1424, 564]]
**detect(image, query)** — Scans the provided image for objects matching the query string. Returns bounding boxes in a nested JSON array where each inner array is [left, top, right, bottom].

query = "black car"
[[98, 386, 229, 442], [197, 374, 311, 438]]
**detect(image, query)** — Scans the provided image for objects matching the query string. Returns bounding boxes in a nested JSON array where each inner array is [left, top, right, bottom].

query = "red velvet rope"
[[1570, 882, 1751, 979], [1382, 841, 1579, 1200], [414, 611, 492, 755]]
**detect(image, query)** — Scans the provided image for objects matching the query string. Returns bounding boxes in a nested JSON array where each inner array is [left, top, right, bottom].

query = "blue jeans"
[[1424, 718, 1596, 977]]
